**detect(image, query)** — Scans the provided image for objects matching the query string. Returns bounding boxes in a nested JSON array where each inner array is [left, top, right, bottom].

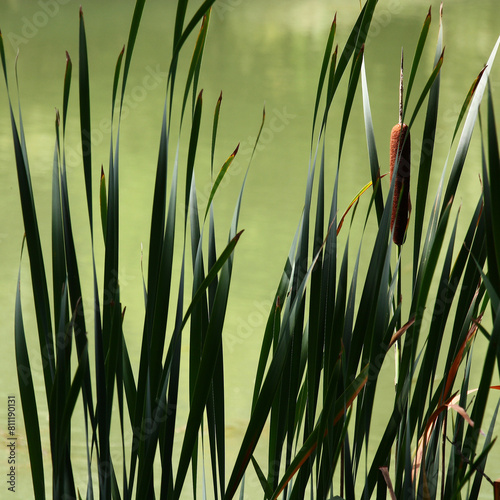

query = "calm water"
[[1, 0, 499, 497]]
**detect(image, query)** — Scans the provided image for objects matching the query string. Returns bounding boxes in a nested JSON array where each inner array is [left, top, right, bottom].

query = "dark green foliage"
[[3, 1, 500, 499]]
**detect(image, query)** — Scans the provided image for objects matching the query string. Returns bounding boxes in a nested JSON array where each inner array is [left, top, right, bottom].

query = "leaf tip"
[[474, 65, 487, 94], [233, 143, 240, 157]]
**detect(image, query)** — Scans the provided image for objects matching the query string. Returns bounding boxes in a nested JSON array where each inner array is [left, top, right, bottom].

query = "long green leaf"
[[406, 48, 444, 131], [79, 7, 92, 227], [442, 35, 500, 211], [100, 166, 107, 242], [486, 82, 500, 298], [311, 14, 336, 141], [403, 7, 432, 119], [412, 6, 443, 285], [52, 113, 66, 338], [185, 90, 203, 225], [15, 245, 45, 500], [361, 56, 384, 223], [2, 34, 55, 398], [337, 45, 364, 163], [180, 12, 210, 122], [211, 91, 223, 177], [120, 0, 147, 107]]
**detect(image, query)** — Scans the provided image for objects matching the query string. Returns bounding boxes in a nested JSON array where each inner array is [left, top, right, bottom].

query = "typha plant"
[[390, 50, 411, 247], [228, 4, 500, 500], [389, 49, 412, 389]]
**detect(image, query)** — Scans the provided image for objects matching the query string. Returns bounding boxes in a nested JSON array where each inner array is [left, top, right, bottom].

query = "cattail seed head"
[[389, 123, 411, 246]]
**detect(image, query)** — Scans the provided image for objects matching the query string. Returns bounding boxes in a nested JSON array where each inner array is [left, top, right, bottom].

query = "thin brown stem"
[[399, 47, 404, 125], [442, 412, 447, 499]]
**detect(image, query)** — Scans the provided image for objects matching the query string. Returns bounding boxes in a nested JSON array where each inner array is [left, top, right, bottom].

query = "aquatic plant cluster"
[[2, 0, 500, 498]]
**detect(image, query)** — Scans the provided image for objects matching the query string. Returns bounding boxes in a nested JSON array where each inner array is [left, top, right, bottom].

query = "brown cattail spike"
[[494, 479, 500, 500], [390, 123, 411, 245]]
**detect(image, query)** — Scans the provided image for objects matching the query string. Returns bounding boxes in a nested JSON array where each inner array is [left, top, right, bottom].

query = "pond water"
[[0, 0, 499, 497]]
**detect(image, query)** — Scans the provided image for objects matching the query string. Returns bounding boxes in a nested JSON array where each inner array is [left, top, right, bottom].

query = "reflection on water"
[[0, 0, 499, 497]]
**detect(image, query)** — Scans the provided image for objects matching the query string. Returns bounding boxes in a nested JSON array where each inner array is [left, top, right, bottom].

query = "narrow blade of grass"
[[2, 36, 55, 396], [79, 7, 92, 226], [15, 244, 45, 500], [211, 91, 222, 177], [120, 0, 146, 106], [185, 89, 203, 225], [412, 6, 443, 284], [442, 35, 500, 211], [361, 56, 384, 223], [403, 7, 432, 119], [485, 83, 500, 297], [180, 12, 210, 122], [100, 166, 107, 242], [406, 48, 444, 131], [311, 14, 336, 141], [52, 112, 66, 335]]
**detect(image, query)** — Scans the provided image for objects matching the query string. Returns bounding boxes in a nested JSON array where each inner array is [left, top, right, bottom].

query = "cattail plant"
[[390, 49, 411, 246], [4, 2, 500, 498]]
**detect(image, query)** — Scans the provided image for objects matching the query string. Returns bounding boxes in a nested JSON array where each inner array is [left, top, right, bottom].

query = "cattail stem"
[[392, 50, 408, 399], [399, 48, 404, 125], [396, 246, 402, 361]]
